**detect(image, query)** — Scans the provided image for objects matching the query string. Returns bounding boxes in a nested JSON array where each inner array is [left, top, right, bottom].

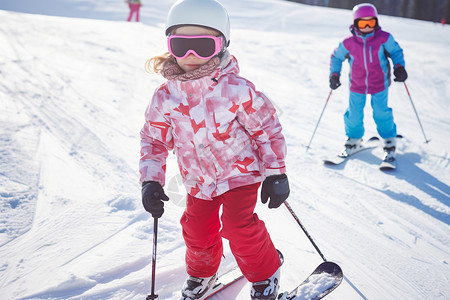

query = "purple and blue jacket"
[[330, 26, 405, 95]]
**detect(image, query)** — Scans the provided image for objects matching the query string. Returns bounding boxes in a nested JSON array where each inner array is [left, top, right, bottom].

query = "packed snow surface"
[[0, 0, 449, 299]]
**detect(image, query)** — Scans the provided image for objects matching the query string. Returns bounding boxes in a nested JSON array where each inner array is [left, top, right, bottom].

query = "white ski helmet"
[[165, 0, 231, 46]]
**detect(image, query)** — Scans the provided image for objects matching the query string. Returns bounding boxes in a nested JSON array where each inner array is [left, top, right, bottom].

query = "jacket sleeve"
[[236, 85, 287, 176], [330, 41, 349, 76], [139, 86, 174, 186], [384, 34, 405, 68]]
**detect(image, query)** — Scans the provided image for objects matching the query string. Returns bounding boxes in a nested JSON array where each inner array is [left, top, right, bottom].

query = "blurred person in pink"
[[126, 0, 141, 22]]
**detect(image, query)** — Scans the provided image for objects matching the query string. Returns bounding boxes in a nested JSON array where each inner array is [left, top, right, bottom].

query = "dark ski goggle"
[[167, 35, 223, 60], [355, 18, 377, 29]]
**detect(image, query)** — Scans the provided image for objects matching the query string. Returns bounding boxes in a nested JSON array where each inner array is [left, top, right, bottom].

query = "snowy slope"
[[0, 0, 449, 299]]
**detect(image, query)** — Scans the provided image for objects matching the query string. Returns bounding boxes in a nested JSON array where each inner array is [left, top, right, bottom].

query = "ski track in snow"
[[0, 0, 449, 299]]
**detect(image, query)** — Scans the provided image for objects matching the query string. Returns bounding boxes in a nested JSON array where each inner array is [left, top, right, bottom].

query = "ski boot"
[[250, 267, 281, 300], [250, 250, 283, 300], [339, 137, 362, 158], [382, 137, 397, 162], [180, 273, 217, 300]]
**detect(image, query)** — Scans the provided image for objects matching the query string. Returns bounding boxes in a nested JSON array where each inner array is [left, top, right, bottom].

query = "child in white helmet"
[[139, 0, 289, 299], [329, 3, 407, 162]]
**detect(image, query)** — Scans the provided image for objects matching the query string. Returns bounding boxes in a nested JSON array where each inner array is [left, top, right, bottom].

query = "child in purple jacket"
[[329, 3, 408, 161]]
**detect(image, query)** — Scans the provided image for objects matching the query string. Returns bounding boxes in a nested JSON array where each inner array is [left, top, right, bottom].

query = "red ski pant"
[[180, 183, 281, 282]]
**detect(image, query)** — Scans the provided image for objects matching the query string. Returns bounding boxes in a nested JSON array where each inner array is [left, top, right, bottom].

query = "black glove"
[[329, 74, 341, 90], [261, 174, 290, 209], [394, 66, 408, 82], [142, 181, 169, 218]]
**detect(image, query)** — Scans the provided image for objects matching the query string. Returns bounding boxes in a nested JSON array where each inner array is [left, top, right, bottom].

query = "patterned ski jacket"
[[139, 55, 287, 200], [330, 26, 405, 95]]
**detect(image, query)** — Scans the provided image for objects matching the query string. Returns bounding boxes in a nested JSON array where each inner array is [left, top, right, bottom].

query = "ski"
[[278, 261, 343, 300], [379, 159, 396, 170], [201, 266, 244, 299], [323, 136, 380, 165]]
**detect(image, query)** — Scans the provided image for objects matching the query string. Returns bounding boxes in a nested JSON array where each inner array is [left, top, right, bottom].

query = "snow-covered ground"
[[0, 0, 449, 299]]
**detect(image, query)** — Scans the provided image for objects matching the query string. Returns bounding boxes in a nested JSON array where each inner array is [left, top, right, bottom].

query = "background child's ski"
[[323, 136, 380, 165]]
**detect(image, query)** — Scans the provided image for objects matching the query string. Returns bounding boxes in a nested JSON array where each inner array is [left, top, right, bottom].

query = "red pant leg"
[[128, 4, 139, 22], [136, 7, 140, 22], [220, 183, 281, 282], [181, 194, 223, 278], [127, 9, 133, 22]]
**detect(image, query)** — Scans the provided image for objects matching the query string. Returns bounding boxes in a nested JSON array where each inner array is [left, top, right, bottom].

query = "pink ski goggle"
[[167, 35, 223, 60]]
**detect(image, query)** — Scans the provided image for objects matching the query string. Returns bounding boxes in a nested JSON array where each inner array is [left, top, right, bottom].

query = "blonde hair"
[[145, 52, 173, 74]]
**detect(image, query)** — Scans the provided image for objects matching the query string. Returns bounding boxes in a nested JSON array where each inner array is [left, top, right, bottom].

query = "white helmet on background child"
[[165, 0, 231, 46], [352, 3, 378, 20]]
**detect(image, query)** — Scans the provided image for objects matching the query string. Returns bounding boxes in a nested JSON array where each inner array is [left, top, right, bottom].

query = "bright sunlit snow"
[[0, 0, 449, 299]]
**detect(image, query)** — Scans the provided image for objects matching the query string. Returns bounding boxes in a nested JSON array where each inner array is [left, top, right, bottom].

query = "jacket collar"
[[213, 51, 239, 81], [350, 25, 381, 40]]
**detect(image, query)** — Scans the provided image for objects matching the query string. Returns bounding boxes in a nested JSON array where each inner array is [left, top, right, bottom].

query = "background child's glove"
[[329, 74, 341, 90], [261, 174, 290, 209], [142, 181, 169, 218], [394, 66, 408, 82]]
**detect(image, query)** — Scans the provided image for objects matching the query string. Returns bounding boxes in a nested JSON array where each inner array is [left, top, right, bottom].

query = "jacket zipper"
[[362, 38, 369, 94]]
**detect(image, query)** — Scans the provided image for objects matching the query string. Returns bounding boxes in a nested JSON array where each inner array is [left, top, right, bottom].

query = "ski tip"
[[367, 136, 380, 141], [380, 166, 396, 171], [323, 158, 346, 166], [396, 134, 404, 139], [277, 249, 285, 265], [317, 261, 343, 278], [379, 161, 396, 171]]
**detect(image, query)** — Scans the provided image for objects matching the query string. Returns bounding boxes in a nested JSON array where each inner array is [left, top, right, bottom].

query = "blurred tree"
[[285, 0, 449, 24]]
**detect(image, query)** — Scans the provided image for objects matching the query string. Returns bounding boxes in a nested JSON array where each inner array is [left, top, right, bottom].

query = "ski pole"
[[284, 201, 327, 262], [305, 90, 333, 152], [403, 82, 431, 143], [146, 218, 159, 300]]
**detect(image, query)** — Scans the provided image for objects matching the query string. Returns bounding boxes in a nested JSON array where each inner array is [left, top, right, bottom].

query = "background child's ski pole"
[[403, 82, 431, 143], [305, 90, 333, 152]]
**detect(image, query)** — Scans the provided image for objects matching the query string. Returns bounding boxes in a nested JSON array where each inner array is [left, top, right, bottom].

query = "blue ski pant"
[[344, 89, 397, 139]]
